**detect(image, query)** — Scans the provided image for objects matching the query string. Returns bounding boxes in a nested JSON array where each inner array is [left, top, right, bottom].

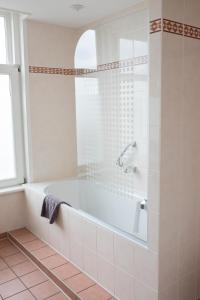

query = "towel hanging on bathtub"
[[41, 194, 71, 224]]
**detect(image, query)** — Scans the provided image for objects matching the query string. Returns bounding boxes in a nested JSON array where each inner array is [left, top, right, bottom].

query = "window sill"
[[0, 185, 24, 196]]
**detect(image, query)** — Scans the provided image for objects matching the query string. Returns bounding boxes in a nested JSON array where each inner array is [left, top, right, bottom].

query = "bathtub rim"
[[24, 177, 148, 248]]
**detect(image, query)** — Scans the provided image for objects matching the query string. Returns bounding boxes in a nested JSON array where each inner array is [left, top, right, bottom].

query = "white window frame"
[[0, 11, 24, 188]]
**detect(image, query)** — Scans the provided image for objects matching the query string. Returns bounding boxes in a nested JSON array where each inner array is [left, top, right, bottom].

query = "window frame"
[[0, 11, 25, 188]]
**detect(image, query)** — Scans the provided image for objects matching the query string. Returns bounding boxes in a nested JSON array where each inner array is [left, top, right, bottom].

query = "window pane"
[[0, 74, 16, 180], [0, 17, 7, 64]]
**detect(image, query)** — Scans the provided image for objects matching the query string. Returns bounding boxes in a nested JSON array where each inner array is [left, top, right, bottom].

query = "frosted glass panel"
[[75, 8, 149, 240], [0, 17, 7, 64], [0, 74, 16, 180]]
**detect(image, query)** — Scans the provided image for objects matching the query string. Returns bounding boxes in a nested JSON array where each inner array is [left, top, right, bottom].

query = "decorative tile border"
[[29, 55, 148, 76], [163, 19, 183, 36], [184, 23, 200, 39], [150, 18, 200, 40], [29, 66, 77, 75], [150, 18, 162, 34]]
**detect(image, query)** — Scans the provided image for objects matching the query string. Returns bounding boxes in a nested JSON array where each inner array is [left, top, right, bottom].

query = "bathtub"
[[25, 178, 148, 296], [44, 179, 147, 241]]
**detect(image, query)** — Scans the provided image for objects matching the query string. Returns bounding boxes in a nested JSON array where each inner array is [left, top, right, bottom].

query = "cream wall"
[[158, 0, 200, 299], [0, 191, 26, 234], [27, 20, 80, 182]]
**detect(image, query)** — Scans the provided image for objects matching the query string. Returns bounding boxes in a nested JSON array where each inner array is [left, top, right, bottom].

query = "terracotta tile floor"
[[0, 238, 70, 299], [5, 228, 116, 300]]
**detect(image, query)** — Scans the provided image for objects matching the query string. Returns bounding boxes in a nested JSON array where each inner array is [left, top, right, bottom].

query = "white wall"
[[157, 0, 200, 299], [27, 20, 80, 182], [0, 191, 26, 234]]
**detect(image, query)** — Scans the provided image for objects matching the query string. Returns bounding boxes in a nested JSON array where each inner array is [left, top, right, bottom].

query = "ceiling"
[[0, 0, 142, 28]]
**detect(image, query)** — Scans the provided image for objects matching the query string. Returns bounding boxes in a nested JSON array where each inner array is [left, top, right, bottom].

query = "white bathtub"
[[44, 179, 147, 241], [25, 178, 149, 297]]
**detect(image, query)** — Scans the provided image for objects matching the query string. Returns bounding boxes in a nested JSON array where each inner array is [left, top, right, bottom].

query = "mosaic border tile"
[[150, 18, 200, 40], [150, 18, 162, 34], [163, 19, 183, 36], [29, 55, 148, 76], [184, 23, 200, 40]]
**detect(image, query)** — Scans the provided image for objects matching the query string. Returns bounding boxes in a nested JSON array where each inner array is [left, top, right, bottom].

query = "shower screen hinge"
[[18, 66, 21, 73], [23, 177, 27, 184]]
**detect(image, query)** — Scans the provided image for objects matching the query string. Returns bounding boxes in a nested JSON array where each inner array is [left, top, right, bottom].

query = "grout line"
[[8, 232, 115, 300], [0, 241, 37, 299], [27, 244, 49, 252], [0, 241, 53, 299], [61, 271, 82, 282], [42, 291, 60, 300], [32, 251, 56, 260], [8, 235, 81, 300], [3, 289, 28, 300], [50, 261, 70, 270], [77, 283, 96, 294], [17, 237, 38, 245]]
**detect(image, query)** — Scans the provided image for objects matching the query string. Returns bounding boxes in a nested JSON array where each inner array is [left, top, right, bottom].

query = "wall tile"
[[159, 284, 179, 300], [184, 0, 200, 28], [114, 234, 135, 275], [82, 220, 97, 252], [179, 272, 196, 300], [162, 0, 184, 22], [134, 246, 158, 289], [135, 280, 158, 300], [83, 247, 98, 281], [97, 227, 114, 263], [159, 246, 178, 291], [69, 210, 84, 243], [97, 255, 115, 294], [69, 239, 84, 270], [148, 211, 159, 252], [115, 267, 134, 300]]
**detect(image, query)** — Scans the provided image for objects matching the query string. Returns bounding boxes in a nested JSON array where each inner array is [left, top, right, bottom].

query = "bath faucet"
[[124, 166, 137, 173], [116, 142, 137, 173]]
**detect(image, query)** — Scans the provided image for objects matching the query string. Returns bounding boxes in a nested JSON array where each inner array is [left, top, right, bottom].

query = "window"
[[0, 12, 24, 188]]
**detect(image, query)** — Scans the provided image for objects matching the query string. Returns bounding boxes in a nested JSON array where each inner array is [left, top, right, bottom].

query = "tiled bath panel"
[[3, 228, 116, 300], [25, 184, 159, 300]]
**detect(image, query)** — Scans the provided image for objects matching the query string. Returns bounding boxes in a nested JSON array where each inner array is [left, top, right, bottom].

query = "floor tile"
[[16, 233, 37, 244], [23, 239, 46, 251], [20, 269, 48, 288], [6, 290, 35, 300], [0, 258, 7, 271], [32, 246, 56, 260], [42, 254, 68, 269], [0, 239, 12, 249], [11, 261, 37, 276], [52, 263, 80, 280], [0, 278, 26, 298], [0, 268, 16, 285], [30, 280, 60, 300], [0, 245, 19, 258], [4, 252, 28, 267], [64, 273, 95, 293], [10, 228, 29, 237], [79, 284, 112, 300], [47, 293, 70, 300]]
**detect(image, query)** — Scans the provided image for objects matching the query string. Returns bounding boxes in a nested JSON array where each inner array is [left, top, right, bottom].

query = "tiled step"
[[7, 228, 115, 300], [0, 237, 70, 299]]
